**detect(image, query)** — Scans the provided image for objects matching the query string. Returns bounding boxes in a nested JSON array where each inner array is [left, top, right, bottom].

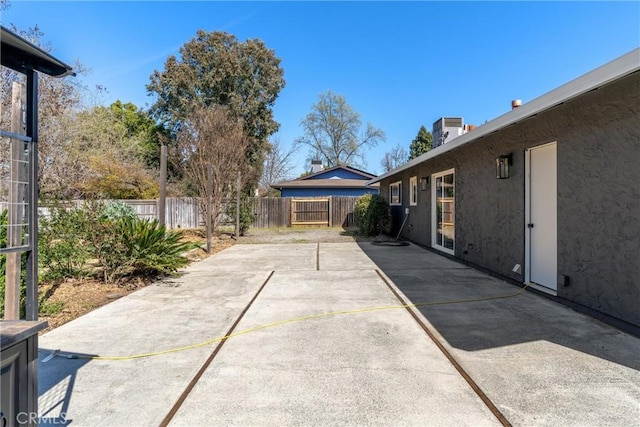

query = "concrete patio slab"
[[37, 238, 640, 426], [169, 269, 499, 426], [188, 243, 317, 273], [38, 264, 270, 426], [317, 242, 379, 271], [359, 242, 640, 427]]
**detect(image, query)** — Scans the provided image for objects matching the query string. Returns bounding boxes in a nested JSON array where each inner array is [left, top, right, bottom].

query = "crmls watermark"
[[15, 412, 69, 425]]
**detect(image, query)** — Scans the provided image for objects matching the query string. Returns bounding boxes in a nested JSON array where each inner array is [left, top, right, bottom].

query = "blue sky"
[[3, 1, 639, 176]]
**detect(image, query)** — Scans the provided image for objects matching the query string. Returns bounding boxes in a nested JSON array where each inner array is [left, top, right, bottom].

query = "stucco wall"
[[380, 71, 640, 326], [557, 75, 640, 325]]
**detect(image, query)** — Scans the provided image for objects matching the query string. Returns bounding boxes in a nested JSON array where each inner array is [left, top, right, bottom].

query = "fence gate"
[[291, 198, 330, 226]]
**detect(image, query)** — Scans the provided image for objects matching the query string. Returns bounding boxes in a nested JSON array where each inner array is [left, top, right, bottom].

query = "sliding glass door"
[[432, 169, 455, 254]]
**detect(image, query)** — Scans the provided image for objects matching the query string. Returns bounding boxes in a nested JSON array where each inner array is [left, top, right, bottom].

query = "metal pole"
[[236, 171, 241, 238], [158, 144, 167, 227], [206, 164, 213, 253], [25, 69, 38, 321]]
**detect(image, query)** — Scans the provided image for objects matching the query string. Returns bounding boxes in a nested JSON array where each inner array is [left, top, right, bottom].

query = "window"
[[389, 181, 402, 205], [410, 176, 418, 206], [432, 169, 455, 255]]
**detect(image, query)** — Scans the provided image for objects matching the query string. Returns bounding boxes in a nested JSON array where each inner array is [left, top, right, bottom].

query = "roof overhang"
[[1, 26, 75, 77], [298, 165, 377, 181], [273, 178, 372, 190], [369, 48, 640, 185]]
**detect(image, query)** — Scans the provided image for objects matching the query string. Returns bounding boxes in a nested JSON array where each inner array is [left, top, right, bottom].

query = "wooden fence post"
[[206, 165, 213, 253], [4, 82, 26, 319], [286, 197, 292, 227], [158, 144, 167, 227], [236, 171, 240, 238]]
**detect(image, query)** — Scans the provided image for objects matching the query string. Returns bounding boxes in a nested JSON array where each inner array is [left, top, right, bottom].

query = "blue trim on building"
[[306, 169, 370, 180], [281, 188, 378, 198]]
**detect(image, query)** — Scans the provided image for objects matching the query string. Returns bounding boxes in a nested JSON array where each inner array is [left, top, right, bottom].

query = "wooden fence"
[[249, 197, 288, 228], [1, 196, 361, 230], [291, 198, 329, 226], [250, 196, 359, 229]]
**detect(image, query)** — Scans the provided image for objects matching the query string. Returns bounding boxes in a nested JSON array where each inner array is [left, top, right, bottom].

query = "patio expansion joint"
[[375, 268, 513, 427], [158, 270, 275, 427]]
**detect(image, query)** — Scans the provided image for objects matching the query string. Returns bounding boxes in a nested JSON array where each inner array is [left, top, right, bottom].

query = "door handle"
[[527, 223, 534, 228]]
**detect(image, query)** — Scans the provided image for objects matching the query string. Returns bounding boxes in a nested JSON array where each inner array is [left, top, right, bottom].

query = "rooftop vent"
[[444, 117, 463, 127]]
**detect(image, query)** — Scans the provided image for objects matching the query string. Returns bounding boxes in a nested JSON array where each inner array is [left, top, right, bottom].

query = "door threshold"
[[525, 282, 558, 296]]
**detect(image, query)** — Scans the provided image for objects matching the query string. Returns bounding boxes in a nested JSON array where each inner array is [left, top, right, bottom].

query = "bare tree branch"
[[176, 105, 249, 231], [295, 91, 385, 168], [260, 136, 298, 195], [380, 143, 408, 173]]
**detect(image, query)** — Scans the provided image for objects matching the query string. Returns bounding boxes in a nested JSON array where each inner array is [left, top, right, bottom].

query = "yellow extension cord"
[[52, 281, 531, 361]]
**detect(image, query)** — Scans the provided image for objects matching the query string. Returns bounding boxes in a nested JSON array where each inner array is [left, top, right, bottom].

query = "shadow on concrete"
[[38, 348, 94, 425], [357, 241, 640, 372]]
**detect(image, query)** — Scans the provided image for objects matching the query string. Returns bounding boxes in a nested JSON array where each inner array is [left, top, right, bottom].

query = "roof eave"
[[368, 48, 640, 185], [1, 26, 75, 77], [273, 185, 370, 190], [298, 165, 376, 181]]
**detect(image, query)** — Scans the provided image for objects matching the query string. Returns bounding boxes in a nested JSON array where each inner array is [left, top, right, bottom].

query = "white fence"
[[1, 198, 202, 230]]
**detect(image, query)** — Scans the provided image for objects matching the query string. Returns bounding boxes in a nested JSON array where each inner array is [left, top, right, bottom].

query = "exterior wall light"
[[420, 177, 429, 190], [496, 154, 513, 179]]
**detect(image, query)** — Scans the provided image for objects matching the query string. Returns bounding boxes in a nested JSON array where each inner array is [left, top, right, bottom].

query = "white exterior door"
[[526, 142, 557, 291]]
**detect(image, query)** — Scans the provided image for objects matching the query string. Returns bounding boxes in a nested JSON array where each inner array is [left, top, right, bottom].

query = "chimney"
[[511, 99, 522, 110], [310, 160, 324, 174]]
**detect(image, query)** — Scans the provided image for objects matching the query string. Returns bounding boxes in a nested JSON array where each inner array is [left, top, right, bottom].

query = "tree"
[[1, 24, 160, 200], [259, 137, 298, 196], [80, 155, 158, 199], [176, 105, 249, 232], [0, 25, 87, 199], [408, 125, 433, 160], [107, 100, 170, 171], [69, 102, 159, 199], [381, 144, 408, 173], [147, 30, 286, 186], [295, 91, 385, 169]]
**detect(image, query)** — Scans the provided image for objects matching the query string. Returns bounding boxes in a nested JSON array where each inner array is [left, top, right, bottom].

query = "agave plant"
[[121, 218, 196, 276], [88, 215, 197, 283]]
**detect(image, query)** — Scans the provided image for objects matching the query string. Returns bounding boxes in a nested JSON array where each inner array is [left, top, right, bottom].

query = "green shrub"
[[354, 193, 391, 236], [226, 196, 257, 236], [1, 210, 7, 286], [1, 209, 8, 317], [100, 201, 137, 222], [39, 204, 92, 280], [87, 215, 195, 283], [0, 209, 27, 318], [85, 214, 129, 283], [121, 218, 195, 276]]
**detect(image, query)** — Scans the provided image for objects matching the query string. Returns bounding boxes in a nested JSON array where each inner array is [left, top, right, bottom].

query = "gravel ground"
[[236, 226, 376, 244]]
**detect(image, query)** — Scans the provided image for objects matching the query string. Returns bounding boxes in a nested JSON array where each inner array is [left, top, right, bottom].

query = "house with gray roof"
[[273, 165, 379, 198]]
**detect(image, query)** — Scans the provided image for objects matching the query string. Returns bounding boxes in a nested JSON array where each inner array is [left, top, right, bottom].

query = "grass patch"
[[40, 300, 65, 316]]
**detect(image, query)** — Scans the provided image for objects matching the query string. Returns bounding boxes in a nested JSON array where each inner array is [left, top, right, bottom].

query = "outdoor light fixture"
[[496, 154, 513, 179], [420, 177, 429, 190]]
